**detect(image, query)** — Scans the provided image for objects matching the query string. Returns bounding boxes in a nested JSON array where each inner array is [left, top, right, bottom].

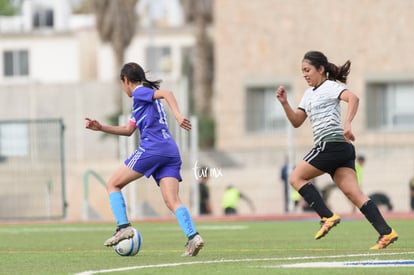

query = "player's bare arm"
[[85, 117, 135, 136], [339, 90, 359, 142], [153, 90, 192, 131], [276, 86, 307, 128]]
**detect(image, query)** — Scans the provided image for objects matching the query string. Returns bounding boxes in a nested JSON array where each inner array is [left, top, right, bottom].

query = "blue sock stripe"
[[175, 206, 197, 238], [109, 191, 129, 226]]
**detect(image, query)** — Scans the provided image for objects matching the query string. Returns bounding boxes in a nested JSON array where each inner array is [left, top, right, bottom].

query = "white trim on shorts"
[[303, 141, 326, 163], [126, 150, 143, 169]]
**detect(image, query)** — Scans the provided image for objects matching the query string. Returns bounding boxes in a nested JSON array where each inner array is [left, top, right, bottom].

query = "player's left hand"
[[343, 123, 355, 142], [176, 115, 192, 131]]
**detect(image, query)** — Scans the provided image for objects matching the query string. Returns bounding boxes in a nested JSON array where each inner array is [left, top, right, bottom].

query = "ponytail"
[[326, 61, 351, 84], [120, 62, 162, 89], [142, 78, 161, 90]]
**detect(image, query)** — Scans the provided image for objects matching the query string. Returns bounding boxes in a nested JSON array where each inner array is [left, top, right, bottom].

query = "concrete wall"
[[215, 0, 414, 149]]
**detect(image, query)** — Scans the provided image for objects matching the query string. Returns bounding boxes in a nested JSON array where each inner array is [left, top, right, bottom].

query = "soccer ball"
[[113, 228, 142, 256]]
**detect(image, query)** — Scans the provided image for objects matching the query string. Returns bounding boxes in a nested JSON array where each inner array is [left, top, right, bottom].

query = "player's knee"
[[106, 184, 116, 193], [289, 175, 303, 189], [106, 180, 123, 193], [163, 197, 181, 211]]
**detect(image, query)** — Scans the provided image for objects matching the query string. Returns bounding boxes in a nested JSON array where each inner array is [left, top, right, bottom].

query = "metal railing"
[[82, 168, 106, 220], [0, 119, 66, 220]]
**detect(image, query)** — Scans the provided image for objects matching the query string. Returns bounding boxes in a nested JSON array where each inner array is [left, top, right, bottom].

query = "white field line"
[[0, 225, 248, 234], [73, 251, 414, 275], [0, 227, 112, 233], [274, 259, 414, 268]]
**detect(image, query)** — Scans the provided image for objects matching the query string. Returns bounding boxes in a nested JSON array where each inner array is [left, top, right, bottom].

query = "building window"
[[137, 0, 184, 28], [146, 46, 172, 74], [33, 6, 54, 29], [366, 81, 414, 130], [0, 123, 28, 157], [245, 85, 289, 133], [3, 50, 29, 77]]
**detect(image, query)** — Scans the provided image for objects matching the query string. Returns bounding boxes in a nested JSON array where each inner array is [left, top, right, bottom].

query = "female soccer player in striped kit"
[[276, 51, 398, 249], [85, 62, 204, 256]]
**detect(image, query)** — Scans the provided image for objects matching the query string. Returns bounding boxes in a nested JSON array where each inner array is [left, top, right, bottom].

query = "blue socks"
[[110, 193, 196, 238], [175, 206, 197, 238], [109, 191, 129, 226]]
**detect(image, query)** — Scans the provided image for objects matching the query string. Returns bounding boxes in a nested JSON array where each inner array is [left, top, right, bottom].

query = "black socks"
[[360, 200, 392, 235], [298, 182, 333, 218], [299, 183, 392, 236]]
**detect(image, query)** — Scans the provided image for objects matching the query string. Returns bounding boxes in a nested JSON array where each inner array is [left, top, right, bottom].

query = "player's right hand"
[[85, 117, 102, 131], [276, 86, 287, 103]]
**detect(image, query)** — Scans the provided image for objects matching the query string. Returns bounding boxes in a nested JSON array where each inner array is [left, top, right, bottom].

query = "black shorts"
[[303, 142, 356, 178]]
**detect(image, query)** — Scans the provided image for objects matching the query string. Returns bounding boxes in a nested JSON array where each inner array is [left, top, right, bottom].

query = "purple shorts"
[[124, 149, 182, 185]]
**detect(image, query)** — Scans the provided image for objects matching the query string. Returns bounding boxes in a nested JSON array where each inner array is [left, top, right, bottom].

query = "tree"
[[93, 0, 138, 114], [181, 0, 214, 116], [181, 0, 214, 148], [0, 0, 18, 16]]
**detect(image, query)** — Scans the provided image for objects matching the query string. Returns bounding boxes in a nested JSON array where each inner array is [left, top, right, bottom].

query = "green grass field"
[[0, 218, 413, 274]]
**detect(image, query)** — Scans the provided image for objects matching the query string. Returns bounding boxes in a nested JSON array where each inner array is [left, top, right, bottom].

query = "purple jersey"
[[129, 85, 180, 157]]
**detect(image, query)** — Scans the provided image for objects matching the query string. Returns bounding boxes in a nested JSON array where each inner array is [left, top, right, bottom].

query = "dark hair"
[[303, 51, 351, 84], [120, 62, 162, 89]]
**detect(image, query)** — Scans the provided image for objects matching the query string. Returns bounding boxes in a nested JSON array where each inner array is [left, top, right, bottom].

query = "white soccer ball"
[[113, 228, 142, 256]]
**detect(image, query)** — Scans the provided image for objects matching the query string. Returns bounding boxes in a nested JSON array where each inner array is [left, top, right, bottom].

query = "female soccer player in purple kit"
[[85, 62, 204, 256]]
